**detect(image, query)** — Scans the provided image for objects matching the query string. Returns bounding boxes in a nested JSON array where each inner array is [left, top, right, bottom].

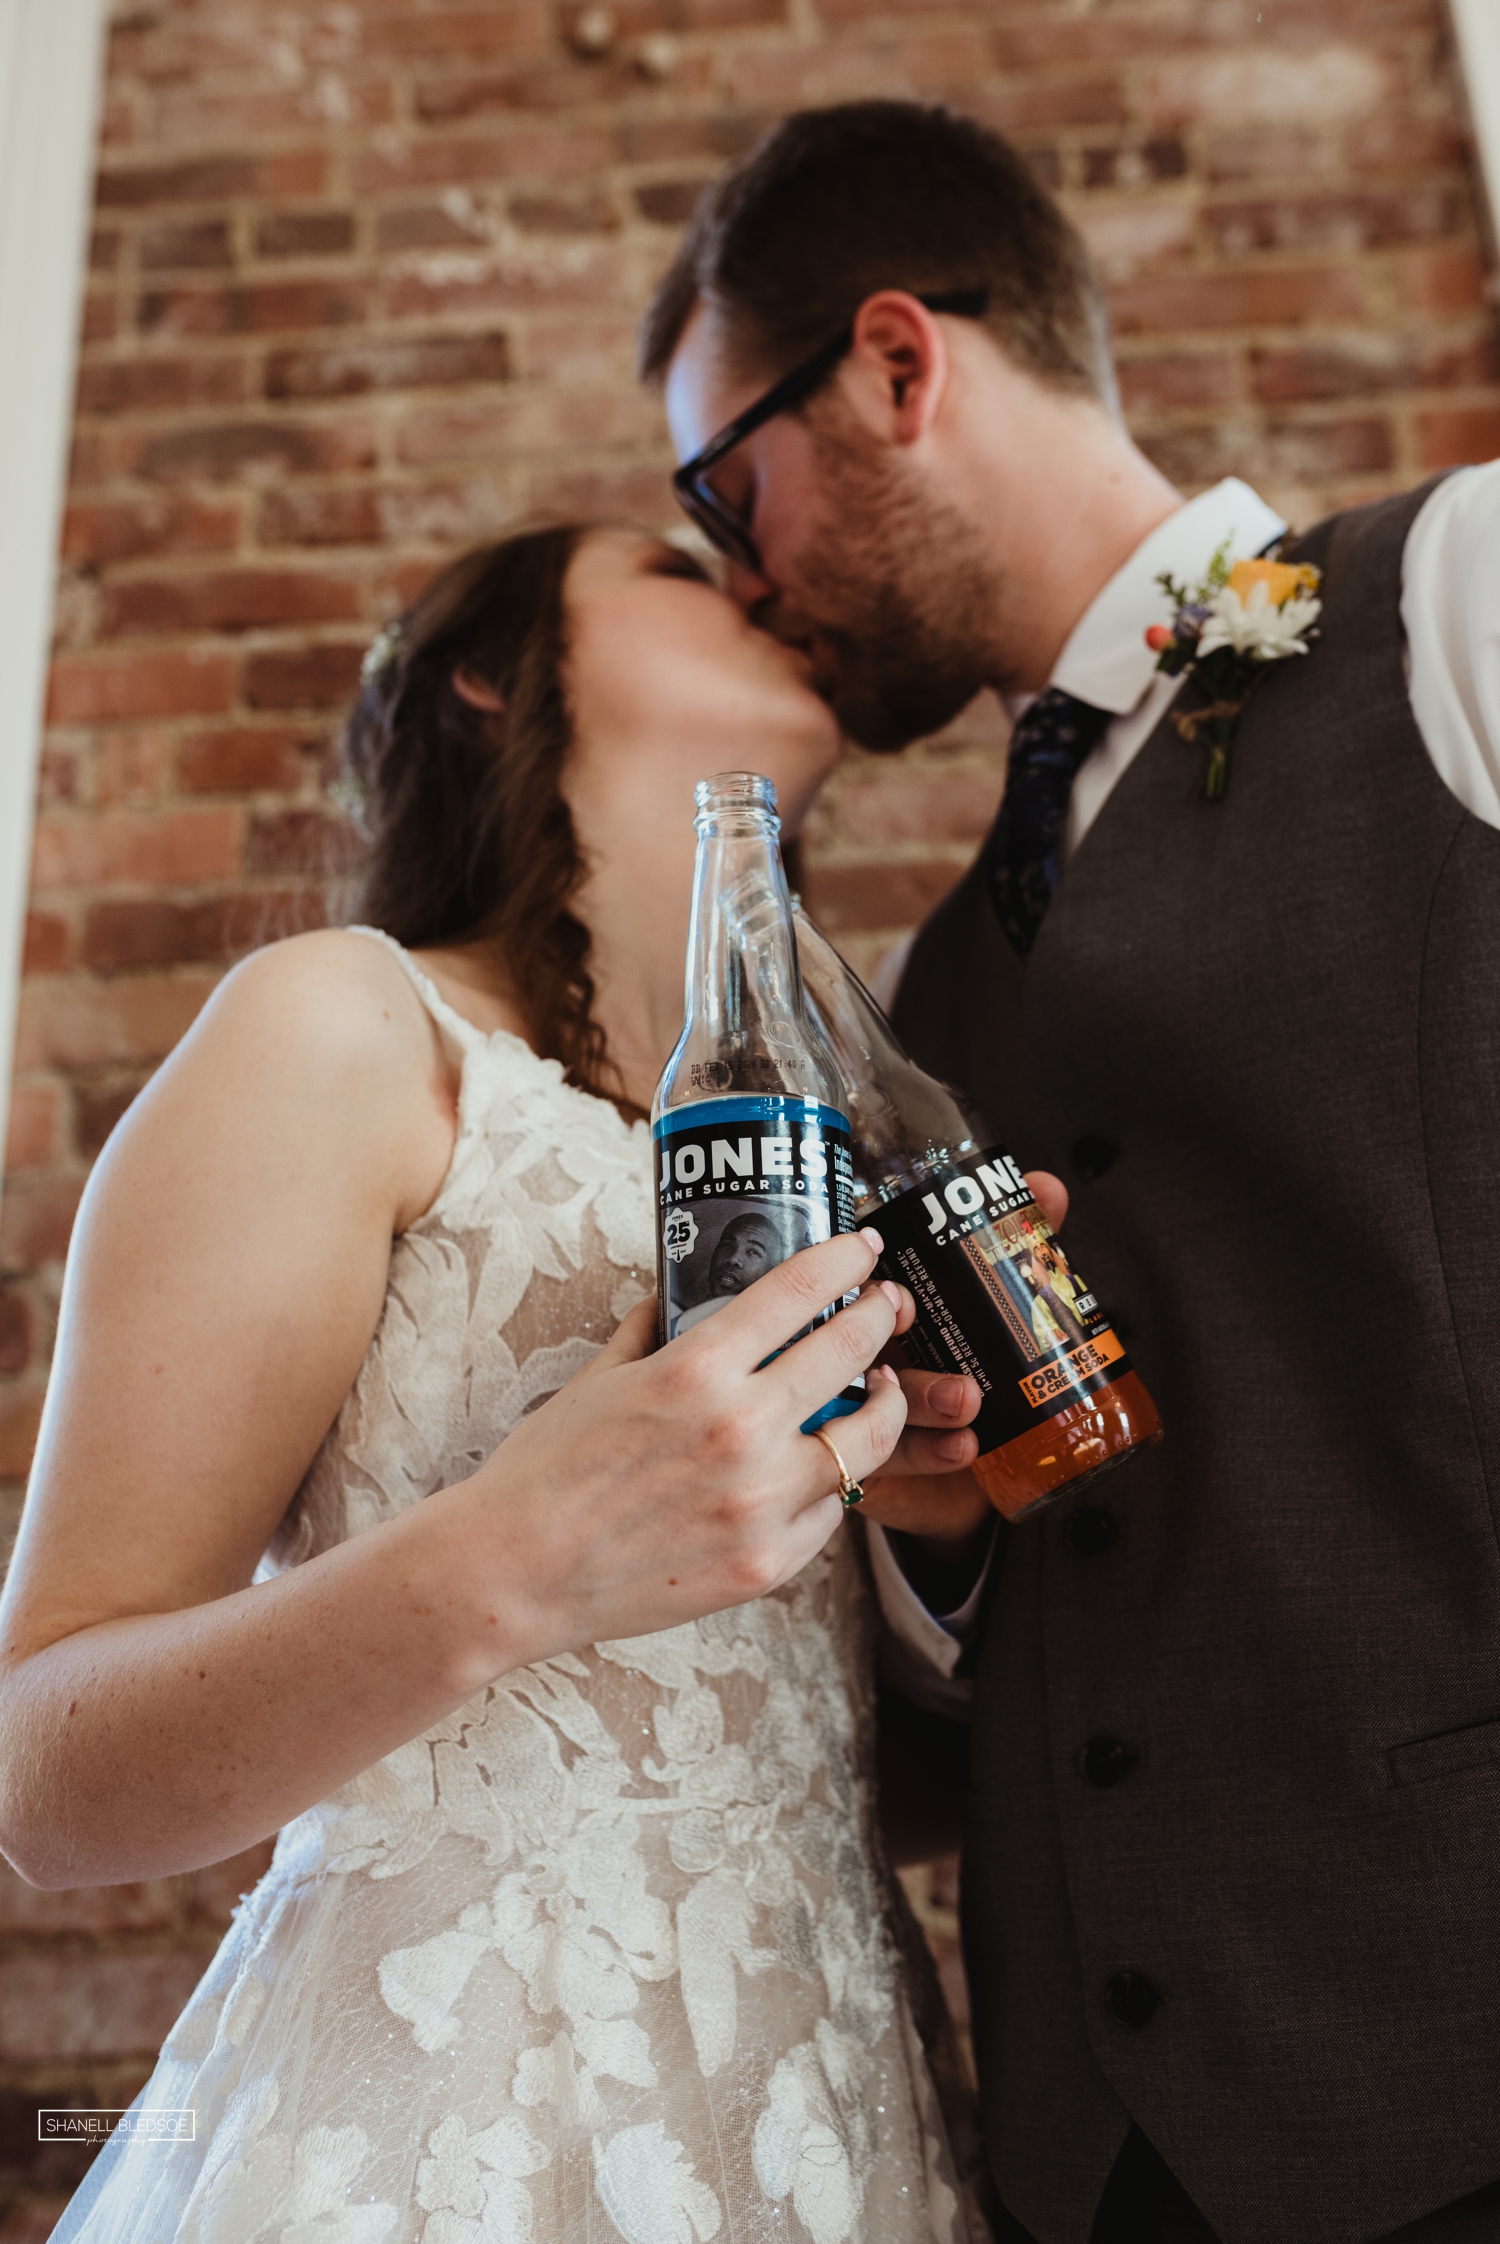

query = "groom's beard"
[[767, 416, 999, 753]]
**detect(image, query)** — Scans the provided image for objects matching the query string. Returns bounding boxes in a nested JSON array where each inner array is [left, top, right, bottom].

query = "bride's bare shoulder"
[[101, 927, 458, 1234], [199, 927, 434, 1063], [129, 927, 448, 1158]]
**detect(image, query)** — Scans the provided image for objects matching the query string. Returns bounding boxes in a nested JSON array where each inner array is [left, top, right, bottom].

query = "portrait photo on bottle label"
[[652, 1094, 861, 1431], [875, 1142, 1134, 1453]]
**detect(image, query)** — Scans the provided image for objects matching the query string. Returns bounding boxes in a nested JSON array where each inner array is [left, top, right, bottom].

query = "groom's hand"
[[857, 1167, 1071, 1541]]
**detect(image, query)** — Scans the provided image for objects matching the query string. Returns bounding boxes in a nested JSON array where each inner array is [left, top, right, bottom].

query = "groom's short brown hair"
[[640, 101, 1112, 403]]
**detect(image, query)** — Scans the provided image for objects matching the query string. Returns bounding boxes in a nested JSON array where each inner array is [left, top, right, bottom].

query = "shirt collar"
[[1039, 477, 1288, 718]]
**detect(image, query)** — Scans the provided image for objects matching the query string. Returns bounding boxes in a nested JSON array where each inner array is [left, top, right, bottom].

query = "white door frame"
[[1452, 0, 1500, 251], [0, 0, 109, 1215]]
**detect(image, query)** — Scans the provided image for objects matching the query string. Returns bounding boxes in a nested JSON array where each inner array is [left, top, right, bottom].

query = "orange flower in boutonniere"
[[1143, 539, 1323, 801]]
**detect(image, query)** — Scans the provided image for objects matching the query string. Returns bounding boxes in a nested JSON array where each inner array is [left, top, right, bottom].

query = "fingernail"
[[877, 1280, 902, 1311], [939, 1431, 972, 1463], [932, 1376, 967, 1419], [874, 1362, 901, 1386], [859, 1226, 884, 1256]]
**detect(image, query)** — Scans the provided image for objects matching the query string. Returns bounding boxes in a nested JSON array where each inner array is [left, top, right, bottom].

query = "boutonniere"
[[1145, 542, 1322, 801]]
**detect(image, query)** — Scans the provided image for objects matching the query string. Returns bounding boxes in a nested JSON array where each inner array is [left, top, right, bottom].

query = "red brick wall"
[[0, 1844, 274, 2240], [0, 1, 1497, 2229]]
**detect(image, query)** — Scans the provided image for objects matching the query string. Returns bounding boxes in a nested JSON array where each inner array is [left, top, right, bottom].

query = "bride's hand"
[[452, 1227, 912, 1672]]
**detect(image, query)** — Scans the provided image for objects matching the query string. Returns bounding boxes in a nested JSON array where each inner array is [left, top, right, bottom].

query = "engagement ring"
[[813, 1427, 864, 1508]]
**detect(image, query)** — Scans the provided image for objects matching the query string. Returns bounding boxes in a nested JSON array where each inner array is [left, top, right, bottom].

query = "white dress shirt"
[[872, 461, 1500, 1710]]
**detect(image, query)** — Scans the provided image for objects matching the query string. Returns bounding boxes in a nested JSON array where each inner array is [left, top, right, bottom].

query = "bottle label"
[[873, 1143, 1133, 1452], [653, 1095, 860, 1432]]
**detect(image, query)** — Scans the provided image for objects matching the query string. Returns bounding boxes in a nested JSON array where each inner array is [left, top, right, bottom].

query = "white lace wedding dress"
[[52, 932, 980, 2244]]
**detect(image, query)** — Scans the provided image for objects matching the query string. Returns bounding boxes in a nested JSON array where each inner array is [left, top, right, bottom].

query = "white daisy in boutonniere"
[[1145, 542, 1323, 801]]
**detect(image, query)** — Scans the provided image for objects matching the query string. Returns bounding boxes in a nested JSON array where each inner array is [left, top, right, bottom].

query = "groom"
[[644, 100, 1500, 2244]]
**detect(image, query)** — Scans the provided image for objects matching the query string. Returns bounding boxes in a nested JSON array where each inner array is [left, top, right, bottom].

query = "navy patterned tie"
[[988, 686, 1114, 958]]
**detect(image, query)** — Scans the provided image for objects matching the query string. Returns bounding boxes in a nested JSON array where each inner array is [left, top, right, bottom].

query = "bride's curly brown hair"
[[340, 524, 642, 1121]]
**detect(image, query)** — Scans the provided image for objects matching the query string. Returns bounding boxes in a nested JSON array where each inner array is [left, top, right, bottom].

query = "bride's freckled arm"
[[0, 929, 510, 1888]]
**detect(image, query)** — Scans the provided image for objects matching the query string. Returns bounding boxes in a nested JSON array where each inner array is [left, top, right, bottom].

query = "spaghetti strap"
[[344, 922, 490, 1055]]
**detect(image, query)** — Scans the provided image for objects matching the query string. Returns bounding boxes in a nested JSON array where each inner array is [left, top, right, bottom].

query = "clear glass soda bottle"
[[653, 775, 864, 1434], [793, 901, 1162, 1518]]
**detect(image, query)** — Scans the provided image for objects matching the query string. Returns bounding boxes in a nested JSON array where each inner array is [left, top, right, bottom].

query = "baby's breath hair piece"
[[327, 771, 369, 821], [361, 620, 404, 687]]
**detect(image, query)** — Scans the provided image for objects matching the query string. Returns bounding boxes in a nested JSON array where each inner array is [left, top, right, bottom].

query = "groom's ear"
[[842, 292, 951, 448]]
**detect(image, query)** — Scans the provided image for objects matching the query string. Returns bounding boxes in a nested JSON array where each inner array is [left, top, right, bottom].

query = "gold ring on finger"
[[813, 1426, 865, 1509]]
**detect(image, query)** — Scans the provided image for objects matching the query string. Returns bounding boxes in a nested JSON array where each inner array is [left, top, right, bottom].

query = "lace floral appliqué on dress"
[[51, 932, 977, 2244]]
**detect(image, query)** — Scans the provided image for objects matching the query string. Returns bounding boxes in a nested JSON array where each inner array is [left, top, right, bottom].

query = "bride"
[[0, 524, 998, 2244]]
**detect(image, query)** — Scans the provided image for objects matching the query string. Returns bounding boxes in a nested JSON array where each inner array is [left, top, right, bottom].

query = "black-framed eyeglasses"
[[671, 288, 990, 575]]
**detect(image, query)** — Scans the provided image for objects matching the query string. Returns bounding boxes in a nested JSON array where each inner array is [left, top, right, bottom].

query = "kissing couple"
[[8, 97, 1500, 2244]]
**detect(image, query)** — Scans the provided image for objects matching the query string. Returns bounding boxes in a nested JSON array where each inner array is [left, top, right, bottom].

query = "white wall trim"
[[0, 0, 109, 1212], [1453, 0, 1500, 253]]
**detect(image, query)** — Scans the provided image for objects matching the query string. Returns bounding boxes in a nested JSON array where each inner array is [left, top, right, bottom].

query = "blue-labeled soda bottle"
[[652, 773, 863, 1435]]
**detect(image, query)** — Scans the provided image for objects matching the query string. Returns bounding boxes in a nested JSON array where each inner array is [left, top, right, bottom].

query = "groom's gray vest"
[[893, 480, 1500, 2244]]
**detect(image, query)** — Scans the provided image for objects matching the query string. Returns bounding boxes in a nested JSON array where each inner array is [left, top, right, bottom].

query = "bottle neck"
[[792, 901, 978, 1203], [655, 783, 845, 1117], [683, 808, 807, 1050]]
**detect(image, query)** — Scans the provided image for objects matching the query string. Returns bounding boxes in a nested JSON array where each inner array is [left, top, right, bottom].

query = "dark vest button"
[[1071, 1135, 1116, 1180], [1079, 1736, 1134, 1787], [1107, 1971, 1159, 2027], [1068, 1506, 1118, 1555]]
